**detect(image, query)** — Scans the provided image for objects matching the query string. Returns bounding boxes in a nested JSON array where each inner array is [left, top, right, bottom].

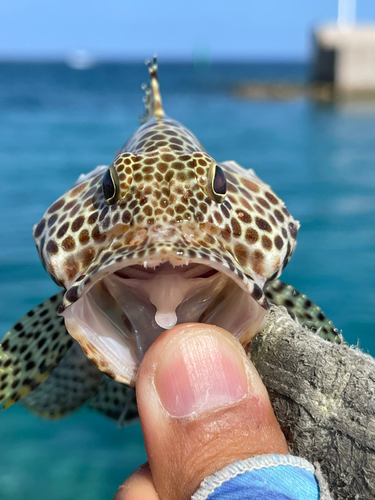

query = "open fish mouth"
[[59, 245, 268, 385]]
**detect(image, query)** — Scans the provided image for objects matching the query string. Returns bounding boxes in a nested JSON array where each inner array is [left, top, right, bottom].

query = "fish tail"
[[140, 55, 165, 124]]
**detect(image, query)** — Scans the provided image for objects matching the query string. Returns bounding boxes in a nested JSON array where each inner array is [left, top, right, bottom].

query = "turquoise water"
[[0, 62, 374, 499]]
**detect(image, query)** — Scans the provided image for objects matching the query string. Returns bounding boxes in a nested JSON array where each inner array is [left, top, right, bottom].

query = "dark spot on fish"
[[245, 228, 259, 244], [288, 222, 298, 239], [101, 252, 112, 262], [274, 235, 283, 250], [35, 219, 46, 238], [70, 204, 81, 217], [46, 240, 59, 255], [48, 199, 65, 213], [252, 284, 263, 301], [234, 243, 248, 266], [236, 210, 251, 224], [274, 210, 284, 223], [262, 235, 272, 250], [257, 197, 270, 209], [65, 200, 76, 211], [256, 218, 272, 232], [65, 286, 79, 303], [1, 339, 10, 350], [236, 269, 244, 279], [88, 212, 99, 224], [243, 179, 260, 193], [47, 214, 58, 227], [265, 192, 279, 205], [284, 299, 294, 308], [72, 216, 85, 232], [57, 222, 69, 239], [99, 206, 109, 222], [80, 246, 96, 267], [78, 229, 90, 245], [231, 218, 241, 237], [261, 298, 270, 310], [122, 211, 131, 224], [61, 236, 76, 252], [37, 338, 46, 349]]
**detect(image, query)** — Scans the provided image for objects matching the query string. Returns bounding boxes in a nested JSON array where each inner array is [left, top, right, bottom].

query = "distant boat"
[[66, 50, 95, 70]]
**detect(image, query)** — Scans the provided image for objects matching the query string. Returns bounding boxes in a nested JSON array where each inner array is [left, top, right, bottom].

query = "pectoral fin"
[[265, 280, 342, 343], [88, 376, 138, 426], [0, 292, 73, 408]]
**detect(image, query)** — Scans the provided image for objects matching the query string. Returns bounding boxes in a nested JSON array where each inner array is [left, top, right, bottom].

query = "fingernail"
[[154, 327, 248, 417]]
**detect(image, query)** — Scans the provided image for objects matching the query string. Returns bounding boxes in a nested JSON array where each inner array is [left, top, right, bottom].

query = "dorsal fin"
[[140, 55, 165, 124]]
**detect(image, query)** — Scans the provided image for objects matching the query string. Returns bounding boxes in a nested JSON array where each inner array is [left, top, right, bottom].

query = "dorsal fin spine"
[[140, 55, 165, 124]]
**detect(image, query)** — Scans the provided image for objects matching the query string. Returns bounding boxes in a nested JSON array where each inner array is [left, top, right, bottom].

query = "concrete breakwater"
[[234, 25, 375, 103], [232, 82, 336, 103]]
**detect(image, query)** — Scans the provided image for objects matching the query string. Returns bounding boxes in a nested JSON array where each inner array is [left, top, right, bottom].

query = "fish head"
[[33, 136, 299, 386]]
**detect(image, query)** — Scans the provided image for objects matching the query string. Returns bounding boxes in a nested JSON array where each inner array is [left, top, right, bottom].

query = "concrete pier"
[[313, 25, 375, 97]]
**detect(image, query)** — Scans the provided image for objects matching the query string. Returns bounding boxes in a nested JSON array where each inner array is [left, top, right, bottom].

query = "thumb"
[[117, 323, 288, 500]]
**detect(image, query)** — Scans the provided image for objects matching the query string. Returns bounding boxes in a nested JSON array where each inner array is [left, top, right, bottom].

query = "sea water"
[[0, 62, 374, 500]]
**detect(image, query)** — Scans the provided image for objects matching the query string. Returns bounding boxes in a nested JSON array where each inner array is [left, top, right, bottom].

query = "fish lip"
[[58, 242, 269, 314]]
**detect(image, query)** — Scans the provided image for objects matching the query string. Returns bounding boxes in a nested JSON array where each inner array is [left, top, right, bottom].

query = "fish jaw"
[[59, 242, 268, 385]]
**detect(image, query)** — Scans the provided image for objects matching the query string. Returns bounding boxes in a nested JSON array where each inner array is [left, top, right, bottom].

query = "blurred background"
[[0, 1, 375, 499]]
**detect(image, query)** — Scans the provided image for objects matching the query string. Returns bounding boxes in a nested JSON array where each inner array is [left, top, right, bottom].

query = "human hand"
[[114, 323, 289, 500]]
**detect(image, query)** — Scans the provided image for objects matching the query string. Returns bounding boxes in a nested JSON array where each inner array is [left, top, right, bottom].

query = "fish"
[[0, 57, 341, 421]]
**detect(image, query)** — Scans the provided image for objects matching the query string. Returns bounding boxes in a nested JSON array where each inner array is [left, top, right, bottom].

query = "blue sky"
[[1, 0, 374, 61]]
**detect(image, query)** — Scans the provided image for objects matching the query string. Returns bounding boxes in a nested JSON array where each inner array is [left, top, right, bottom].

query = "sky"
[[0, 0, 374, 61]]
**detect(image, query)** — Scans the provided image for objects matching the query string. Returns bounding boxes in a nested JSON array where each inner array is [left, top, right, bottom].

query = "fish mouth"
[[60, 245, 268, 385]]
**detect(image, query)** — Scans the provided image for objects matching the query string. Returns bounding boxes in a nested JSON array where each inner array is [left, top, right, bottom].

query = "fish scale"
[[0, 56, 341, 419]]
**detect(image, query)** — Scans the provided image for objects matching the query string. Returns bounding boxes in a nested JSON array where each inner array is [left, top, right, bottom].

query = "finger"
[[136, 323, 288, 500], [114, 463, 158, 500]]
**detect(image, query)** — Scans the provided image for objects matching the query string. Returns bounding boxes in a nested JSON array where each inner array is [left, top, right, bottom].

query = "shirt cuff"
[[192, 454, 331, 500]]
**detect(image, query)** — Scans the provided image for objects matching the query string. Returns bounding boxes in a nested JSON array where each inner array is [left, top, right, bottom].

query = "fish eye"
[[102, 167, 119, 205], [208, 164, 227, 203]]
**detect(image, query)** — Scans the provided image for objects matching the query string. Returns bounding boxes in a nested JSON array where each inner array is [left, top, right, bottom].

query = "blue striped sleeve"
[[192, 454, 323, 500]]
